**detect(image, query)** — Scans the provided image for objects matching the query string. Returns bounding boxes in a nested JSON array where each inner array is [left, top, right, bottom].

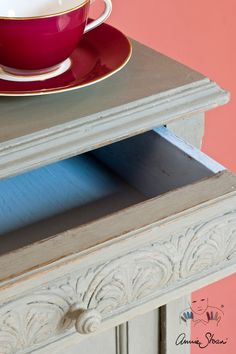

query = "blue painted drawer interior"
[[0, 154, 143, 235], [0, 127, 217, 237]]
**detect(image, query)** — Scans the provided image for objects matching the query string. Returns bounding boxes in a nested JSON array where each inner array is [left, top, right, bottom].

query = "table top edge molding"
[[0, 78, 229, 179]]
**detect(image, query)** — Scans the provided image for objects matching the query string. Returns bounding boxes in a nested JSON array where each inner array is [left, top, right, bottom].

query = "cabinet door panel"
[[128, 310, 159, 354]]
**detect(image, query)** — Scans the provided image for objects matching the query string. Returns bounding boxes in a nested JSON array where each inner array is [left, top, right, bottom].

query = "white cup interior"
[[0, 0, 88, 18]]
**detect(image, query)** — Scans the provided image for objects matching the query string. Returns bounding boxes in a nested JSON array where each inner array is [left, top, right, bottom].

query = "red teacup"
[[0, 0, 112, 76]]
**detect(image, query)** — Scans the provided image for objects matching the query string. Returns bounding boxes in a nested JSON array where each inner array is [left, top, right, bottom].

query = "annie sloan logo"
[[175, 296, 228, 349], [175, 332, 228, 349]]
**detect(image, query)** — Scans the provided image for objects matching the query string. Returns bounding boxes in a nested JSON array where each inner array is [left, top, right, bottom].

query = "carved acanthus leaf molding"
[[0, 212, 236, 353]]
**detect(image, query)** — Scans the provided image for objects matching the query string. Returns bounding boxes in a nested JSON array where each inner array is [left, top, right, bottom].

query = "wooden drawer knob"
[[70, 304, 102, 334]]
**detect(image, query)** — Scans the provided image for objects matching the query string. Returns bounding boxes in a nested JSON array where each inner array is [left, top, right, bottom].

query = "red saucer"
[[0, 23, 132, 96]]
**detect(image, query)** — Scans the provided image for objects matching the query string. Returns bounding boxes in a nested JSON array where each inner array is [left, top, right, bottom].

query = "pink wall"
[[92, 1, 236, 352]]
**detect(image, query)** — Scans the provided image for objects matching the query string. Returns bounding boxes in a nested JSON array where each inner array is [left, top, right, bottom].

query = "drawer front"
[[1, 208, 236, 353], [0, 128, 236, 353]]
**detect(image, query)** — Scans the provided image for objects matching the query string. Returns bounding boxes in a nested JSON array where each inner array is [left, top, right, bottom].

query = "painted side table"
[[0, 40, 234, 354]]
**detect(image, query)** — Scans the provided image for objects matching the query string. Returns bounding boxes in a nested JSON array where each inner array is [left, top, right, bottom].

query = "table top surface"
[[0, 40, 205, 144]]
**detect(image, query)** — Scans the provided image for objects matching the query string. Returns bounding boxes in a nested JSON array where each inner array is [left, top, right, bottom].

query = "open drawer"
[[0, 126, 236, 282], [1, 127, 236, 353]]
